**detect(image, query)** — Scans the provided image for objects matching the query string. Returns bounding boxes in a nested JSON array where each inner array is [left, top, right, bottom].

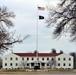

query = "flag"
[[39, 15, 44, 19], [38, 6, 45, 10]]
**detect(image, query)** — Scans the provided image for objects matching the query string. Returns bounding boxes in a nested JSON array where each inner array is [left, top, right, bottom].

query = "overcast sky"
[[1, 0, 76, 54]]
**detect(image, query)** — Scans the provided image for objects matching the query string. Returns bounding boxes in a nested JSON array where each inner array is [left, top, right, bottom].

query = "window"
[[58, 58, 60, 60], [27, 58, 29, 60], [10, 57, 12, 60], [16, 63, 18, 66], [10, 63, 12, 66], [27, 63, 29, 66], [51, 58, 54, 61], [42, 58, 44, 60], [41, 63, 45, 66], [31, 63, 34, 66], [5, 58, 7, 60], [32, 58, 34, 60], [63, 58, 66, 61], [47, 63, 49, 66], [63, 63, 66, 66], [47, 58, 49, 60], [69, 63, 71, 66], [37, 58, 39, 60], [16, 57, 18, 60], [22, 58, 24, 60], [58, 63, 60, 66], [5, 63, 7, 66], [69, 58, 71, 61]]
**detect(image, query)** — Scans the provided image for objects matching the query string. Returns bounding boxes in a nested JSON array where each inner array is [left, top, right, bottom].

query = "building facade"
[[2, 52, 73, 69]]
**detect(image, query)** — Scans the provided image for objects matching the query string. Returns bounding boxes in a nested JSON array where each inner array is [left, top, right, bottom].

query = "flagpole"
[[36, 6, 38, 61], [36, 6, 45, 66]]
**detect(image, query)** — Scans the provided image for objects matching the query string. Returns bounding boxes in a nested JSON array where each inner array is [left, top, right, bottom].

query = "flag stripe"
[[38, 6, 45, 10]]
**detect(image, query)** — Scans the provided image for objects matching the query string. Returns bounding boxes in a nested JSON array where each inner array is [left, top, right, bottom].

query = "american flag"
[[38, 6, 45, 10]]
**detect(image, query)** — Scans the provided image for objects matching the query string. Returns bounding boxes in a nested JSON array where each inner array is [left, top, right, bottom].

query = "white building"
[[2, 52, 73, 69]]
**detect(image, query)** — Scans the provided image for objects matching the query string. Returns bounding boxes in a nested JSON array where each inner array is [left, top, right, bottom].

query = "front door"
[[34, 63, 40, 70]]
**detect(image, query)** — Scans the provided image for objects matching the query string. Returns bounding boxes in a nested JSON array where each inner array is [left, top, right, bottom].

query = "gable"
[[56, 53, 73, 58], [3, 52, 20, 58]]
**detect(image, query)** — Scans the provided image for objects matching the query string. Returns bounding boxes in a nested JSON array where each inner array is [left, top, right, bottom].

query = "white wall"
[[3, 53, 55, 69], [3, 53, 21, 69], [3, 53, 73, 69], [21, 56, 55, 68], [56, 54, 73, 69]]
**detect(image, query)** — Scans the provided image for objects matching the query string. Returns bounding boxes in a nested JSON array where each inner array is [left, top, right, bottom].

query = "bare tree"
[[0, 6, 29, 54], [46, 0, 76, 41], [48, 58, 56, 69], [20, 61, 27, 69]]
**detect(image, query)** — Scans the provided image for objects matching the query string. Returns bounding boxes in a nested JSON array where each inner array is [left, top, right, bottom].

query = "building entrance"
[[34, 63, 40, 70]]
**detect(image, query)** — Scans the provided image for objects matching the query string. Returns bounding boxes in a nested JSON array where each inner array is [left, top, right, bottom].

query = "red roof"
[[14, 53, 61, 57]]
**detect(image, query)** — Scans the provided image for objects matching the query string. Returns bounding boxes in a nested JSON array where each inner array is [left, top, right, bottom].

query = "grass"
[[0, 69, 76, 74]]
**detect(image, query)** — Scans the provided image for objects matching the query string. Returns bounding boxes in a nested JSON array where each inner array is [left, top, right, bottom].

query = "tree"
[[46, 0, 76, 41], [60, 50, 64, 54], [0, 57, 2, 68], [48, 58, 56, 69], [69, 52, 76, 69], [0, 6, 29, 54], [20, 61, 27, 69], [51, 48, 56, 53], [34, 50, 38, 54]]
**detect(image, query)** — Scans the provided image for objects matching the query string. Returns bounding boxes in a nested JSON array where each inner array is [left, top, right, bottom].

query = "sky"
[[0, 0, 76, 55]]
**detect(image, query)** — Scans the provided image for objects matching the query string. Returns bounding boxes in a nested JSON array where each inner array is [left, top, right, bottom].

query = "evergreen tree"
[[70, 52, 76, 69], [51, 48, 56, 53]]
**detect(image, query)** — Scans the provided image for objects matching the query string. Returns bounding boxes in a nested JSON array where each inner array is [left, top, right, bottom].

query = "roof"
[[14, 53, 61, 57]]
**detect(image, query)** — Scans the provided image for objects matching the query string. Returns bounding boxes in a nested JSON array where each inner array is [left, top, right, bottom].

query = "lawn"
[[0, 69, 76, 74]]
